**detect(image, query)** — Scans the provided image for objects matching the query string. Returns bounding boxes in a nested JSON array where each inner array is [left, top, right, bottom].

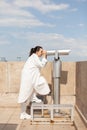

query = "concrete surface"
[[0, 93, 87, 130]]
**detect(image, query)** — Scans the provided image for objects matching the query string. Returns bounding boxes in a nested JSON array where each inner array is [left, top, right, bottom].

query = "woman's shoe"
[[20, 112, 31, 119], [31, 96, 42, 103]]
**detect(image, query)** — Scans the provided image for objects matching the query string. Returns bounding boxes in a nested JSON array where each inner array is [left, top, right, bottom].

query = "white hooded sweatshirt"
[[18, 53, 50, 103]]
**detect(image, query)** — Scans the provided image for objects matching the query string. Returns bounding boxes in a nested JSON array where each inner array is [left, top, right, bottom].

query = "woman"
[[18, 46, 50, 119]]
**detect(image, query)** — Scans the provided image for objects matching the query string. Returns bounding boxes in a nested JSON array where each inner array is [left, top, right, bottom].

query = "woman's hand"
[[42, 50, 47, 58]]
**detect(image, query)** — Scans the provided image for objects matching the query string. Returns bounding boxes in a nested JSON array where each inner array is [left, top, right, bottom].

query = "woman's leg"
[[21, 101, 27, 113], [20, 101, 31, 119]]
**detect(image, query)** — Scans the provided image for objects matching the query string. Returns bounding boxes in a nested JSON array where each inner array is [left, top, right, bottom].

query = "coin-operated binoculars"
[[47, 50, 71, 106]]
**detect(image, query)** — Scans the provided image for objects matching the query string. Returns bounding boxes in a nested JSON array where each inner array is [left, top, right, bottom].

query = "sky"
[[0, 0, 87, 62]]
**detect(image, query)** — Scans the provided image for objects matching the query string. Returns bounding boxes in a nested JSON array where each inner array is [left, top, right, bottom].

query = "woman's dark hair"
[[29, 46, 43, 56]]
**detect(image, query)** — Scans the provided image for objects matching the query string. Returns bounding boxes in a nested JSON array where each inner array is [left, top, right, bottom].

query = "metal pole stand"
[[53, 51, 61, 114]]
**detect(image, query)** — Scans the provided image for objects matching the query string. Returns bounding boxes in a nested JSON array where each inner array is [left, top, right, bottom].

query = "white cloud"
[[0, 0, 34, 17], [76, 0, 87, 2], [78, 23, 84, 27], [15, 32, 65, 43], [0, 24, 86, 53], [0, 17, 46, 27], [0, 0, 9, 8], [84, 34, 87, 38], [66, 23, 85, 29], [9, 31, 79, 48], [0, 0, 55, 28], [70, 8, 78, 12], [0, 0, 87, 61], [66, 25, 74, 28], [0, 37, 10, 45], [0, 30, 87, 60], [48, 15, 64, 19], [14, 0, 69, 13]]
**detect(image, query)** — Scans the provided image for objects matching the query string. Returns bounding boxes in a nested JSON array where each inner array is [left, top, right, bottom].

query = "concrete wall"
[[76, 61, 87, 120], [0, 62, 24, 93], [0, 62, 53, 93], [0, 61, 76, 105], [60, 62, 76, 105]]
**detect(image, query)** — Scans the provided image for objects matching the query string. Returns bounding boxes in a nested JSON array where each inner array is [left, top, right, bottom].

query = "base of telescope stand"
[[30, 103, 74, 124]]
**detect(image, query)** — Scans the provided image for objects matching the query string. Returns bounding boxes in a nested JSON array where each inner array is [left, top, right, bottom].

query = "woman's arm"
[[33, 51, 47, 68], [42, 50, 47, 59]]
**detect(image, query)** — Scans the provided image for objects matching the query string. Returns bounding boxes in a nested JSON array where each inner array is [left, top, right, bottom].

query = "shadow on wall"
[[51, 69, 68, 85], [60, 71, 68, 84]]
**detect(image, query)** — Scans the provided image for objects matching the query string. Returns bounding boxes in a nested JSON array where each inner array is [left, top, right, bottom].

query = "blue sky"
[[0, 0, 87, 61]]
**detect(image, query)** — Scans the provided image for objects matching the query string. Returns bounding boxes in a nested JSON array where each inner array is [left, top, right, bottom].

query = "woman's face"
[[36, 48, 43, 57]]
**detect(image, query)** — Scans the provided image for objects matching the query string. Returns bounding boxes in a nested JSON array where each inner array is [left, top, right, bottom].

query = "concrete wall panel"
[[0, 62, 7, 92], [76, 61, 87, 120]]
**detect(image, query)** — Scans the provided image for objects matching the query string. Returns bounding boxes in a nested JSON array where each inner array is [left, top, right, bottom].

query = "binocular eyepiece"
[[47, 50, 71, 56]]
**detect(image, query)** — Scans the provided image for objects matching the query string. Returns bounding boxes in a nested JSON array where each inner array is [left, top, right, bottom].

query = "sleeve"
[[34, 54, 47, 68], [41, 58, 47, 67]]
